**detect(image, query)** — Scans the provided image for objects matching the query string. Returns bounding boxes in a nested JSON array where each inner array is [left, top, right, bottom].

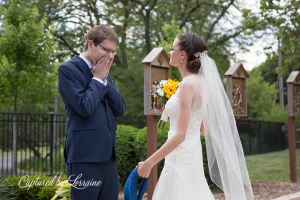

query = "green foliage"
[[134, 122, 169, 177], [0, 171, 18, 200], [247, 67, 276, 119], [5, 175, 58, 200], [158, 18, 182, 82], [0, 0, 58, 112], [116, 125, 140, 187], [51, 179, 71, 200], [259, 0, 300, 75], [4, 174, 68, 200], [26, 0, 264, 115], [37, 186, 57, 200]]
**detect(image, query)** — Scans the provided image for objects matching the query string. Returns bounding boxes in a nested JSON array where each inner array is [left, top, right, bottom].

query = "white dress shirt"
[[79, 54, 107, 86]]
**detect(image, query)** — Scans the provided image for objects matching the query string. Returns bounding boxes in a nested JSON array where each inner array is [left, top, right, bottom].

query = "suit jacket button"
[[106, 109, 109, 112], [107, 123, 110, 127]]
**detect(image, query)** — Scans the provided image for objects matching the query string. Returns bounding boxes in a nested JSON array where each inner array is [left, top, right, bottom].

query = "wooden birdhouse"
[[225, 63, 250, 116], [142, 47, 172, 115], [287, 71, 300, 117]]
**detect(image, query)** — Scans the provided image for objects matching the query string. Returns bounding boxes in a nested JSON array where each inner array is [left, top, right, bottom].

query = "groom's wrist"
[[92, 77, 107, 86]]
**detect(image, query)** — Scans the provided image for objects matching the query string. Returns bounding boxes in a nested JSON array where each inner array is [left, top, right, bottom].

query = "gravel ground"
[[118, 181, 300, 200]]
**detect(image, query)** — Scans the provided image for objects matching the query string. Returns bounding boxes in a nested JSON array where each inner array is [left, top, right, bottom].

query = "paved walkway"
[[0, 156, 29, 174], [272, 192, 300, 200]]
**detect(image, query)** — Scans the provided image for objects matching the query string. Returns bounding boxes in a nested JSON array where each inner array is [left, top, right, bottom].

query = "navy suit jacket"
[[57, 55, 126, 163]]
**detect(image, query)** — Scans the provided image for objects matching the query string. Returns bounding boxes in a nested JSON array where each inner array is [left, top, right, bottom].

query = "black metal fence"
[[236, 118, 286, 155], [0, 113, 285, 177]]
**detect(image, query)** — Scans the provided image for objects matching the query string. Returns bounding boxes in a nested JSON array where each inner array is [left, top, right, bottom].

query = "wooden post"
[[143, 48, 172, 199], [147, 115, 158, 200], [286, 71, 300, 182], [288, 116, 297, 182]]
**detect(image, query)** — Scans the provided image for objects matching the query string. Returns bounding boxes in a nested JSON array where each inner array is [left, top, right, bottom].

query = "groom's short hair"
[[84, 25, 119, 51]]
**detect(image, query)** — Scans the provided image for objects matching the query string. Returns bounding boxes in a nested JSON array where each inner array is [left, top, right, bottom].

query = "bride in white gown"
[[137, 33, 253, 200]]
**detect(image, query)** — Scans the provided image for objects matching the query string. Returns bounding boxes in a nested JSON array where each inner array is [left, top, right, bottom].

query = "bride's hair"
[[176, 33, 207, 73]]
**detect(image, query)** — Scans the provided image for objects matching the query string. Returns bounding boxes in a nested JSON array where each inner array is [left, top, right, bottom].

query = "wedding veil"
[[199, 54, 254, 200]]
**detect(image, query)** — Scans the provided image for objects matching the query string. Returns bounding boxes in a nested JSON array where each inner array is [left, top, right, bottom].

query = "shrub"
[[0, 171, 18, 200], [134, 123, 169, 178], [116, 125, 140, 187], [37, 186, 56, 199], [5, 174, 68, 200]]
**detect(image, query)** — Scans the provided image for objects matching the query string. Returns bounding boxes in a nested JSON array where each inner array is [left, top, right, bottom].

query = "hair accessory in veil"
[[198, 55, 254, 200], [194, 50, 207, 57]]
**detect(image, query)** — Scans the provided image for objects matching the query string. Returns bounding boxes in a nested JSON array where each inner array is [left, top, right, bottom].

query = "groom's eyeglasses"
[[169, 47, 181, 52], [94, 42, 117, 55]]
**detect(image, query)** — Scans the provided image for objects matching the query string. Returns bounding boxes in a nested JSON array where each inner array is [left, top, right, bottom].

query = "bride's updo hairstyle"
[[176, 33, 207, 73]]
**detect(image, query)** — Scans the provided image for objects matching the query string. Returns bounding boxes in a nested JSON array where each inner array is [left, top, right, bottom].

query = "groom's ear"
[[87, 40, 94, 51]]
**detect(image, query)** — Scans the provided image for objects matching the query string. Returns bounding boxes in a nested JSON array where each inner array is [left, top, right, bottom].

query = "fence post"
[[259, 120, 262, 153], [282, 123, 286, 149], [12, 113, 17, 176], [248, 118, 252, 155], [50, 112, 54, 176], [276, 122, 280, 151]]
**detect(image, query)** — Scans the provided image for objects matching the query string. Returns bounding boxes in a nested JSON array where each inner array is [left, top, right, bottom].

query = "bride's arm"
[[137, 80, 194, 178]]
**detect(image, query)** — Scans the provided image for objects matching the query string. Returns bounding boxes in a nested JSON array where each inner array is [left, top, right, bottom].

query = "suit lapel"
[[71, 55, 93, 80]]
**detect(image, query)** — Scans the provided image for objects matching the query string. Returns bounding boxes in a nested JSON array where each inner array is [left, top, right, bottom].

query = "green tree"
[[0, 0, 58, 112], [247, 67, 276, 119], [259, 0, 300, 85], [0, 0, 58, 175], [158, 18, 182, 81], [31, 0, 266, 115]]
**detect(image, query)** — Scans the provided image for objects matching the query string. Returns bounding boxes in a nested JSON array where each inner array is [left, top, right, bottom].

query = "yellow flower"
[[163, 84, 170, 93], [164, 84, 177, 98], [168, 79, 179, 87]]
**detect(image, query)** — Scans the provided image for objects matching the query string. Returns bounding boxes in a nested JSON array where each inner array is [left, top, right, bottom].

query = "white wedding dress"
[[152, 74, 215, 200]]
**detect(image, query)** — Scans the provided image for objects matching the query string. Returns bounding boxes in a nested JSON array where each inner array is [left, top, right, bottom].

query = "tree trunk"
[[145, 11, 151, 53]]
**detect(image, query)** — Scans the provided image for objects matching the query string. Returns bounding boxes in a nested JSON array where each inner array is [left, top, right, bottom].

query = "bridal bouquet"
[[153, 79, 179, 130]]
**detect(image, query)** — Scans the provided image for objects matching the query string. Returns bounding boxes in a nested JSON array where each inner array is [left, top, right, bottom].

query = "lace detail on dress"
[[162, 74, 209, 165]]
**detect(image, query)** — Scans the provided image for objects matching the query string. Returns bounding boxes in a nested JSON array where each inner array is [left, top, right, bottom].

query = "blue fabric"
[[123, 167, 149, 200]]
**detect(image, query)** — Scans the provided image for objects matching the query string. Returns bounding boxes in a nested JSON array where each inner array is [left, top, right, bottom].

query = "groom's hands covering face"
[[92, 53, 113, 82]]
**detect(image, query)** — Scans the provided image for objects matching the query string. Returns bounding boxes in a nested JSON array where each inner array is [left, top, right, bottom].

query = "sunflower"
[[164, 84, 177, 98], [168, 79, 179, 87]]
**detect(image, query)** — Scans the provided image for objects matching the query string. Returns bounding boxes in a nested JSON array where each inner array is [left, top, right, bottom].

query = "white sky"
[[231, 0, 277, 71]]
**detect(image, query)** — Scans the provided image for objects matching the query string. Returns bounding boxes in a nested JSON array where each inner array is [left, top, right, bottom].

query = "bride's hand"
[[136, 161, 152, 178]]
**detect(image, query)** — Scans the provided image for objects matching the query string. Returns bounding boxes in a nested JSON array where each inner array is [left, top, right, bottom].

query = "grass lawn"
[[0, 144, 64, 157], [245, 149, 300, 182]]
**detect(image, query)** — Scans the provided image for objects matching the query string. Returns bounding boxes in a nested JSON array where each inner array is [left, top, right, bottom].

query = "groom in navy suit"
[[58, 25, 126, 200]]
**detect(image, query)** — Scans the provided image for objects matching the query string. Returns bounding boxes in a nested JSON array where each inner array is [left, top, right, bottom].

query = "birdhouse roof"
[[225, 63, 250, 78], [287, 71, 300, 83], [142, 47, 170, 63]]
